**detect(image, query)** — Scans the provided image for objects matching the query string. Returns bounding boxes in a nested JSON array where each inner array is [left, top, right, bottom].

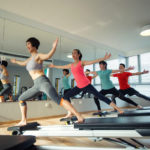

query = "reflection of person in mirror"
[[10, 37, 84, 126], [62, 69, 72, 118], [0, 60, 13, 102]]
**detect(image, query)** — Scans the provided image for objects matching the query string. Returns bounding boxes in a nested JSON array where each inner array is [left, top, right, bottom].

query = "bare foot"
[[77, 115, 84, 123], [119, 110, 124, 114], [16, 120, 27, 126], [137, 105, 142, 109], [64, 111, 73, 118]]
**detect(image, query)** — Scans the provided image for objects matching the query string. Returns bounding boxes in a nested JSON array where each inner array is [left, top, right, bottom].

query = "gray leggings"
[[0, 83, 12, 96], [18, 75, 61, 106]]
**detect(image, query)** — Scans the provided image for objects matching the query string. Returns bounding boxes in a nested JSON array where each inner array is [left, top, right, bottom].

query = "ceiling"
[[0, 0, 150, 61]]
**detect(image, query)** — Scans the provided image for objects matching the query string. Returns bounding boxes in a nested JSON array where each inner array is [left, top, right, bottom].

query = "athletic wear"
[[113, 72, 150, 101], [71, 61, 90, 88], [18, 75, 61, 106], [119, 88, 150, 101], [26, 55, 43, 71], [0, 83, 12, 96], [0, 68, 9, 80], [62, 76, 71, 90], [94, 87, 138, 111], [64, 88, 71, 103], [113, 72, 132, 90], [87, 76, 92, 83], [64, 84, 111, 105], [96, 70, 114, 90]]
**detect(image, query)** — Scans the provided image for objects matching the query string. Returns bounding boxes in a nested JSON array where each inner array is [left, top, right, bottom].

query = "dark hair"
[[63, 69, 69, 75], [99, 61, 107, 69], [26, 37, 40, 49], [120, 63, 125, 68], [1, 60, 8, 67], [86, 69, 90, 72], [73, 49, 82, 60]]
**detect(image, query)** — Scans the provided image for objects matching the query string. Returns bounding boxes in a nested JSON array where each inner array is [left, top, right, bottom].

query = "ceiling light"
[[140, 25, 150, 36], [67, 54, 72, 58]]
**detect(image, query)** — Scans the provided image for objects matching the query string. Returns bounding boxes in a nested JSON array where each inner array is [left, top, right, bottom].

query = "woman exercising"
[[0, 60, 13, 102], [49, 49, 124, 117], [11, 37, 83, 126], [90, 61, 142, 112], [112, 63, 150, 102]]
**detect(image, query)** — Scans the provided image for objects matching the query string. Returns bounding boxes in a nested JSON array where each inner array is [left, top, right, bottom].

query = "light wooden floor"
[[0, 111, 150, 149]]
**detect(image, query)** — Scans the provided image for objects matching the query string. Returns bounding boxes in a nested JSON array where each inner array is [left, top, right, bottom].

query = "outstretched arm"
[[131, 70, 149, 76], [82, 53, 111, 66], [38, 38, 58, 61], [89, 71, 98, 76], [111, 66, 134, 73], [10, 58, 30, 66], [49, 63, 71, 69]]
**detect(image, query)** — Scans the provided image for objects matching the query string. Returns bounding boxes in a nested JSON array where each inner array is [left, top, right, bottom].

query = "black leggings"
[[119, 88, 150, 101], [64, 89, 71, 102], [64, 84, 111, 105], [94, 87, 139, 111]]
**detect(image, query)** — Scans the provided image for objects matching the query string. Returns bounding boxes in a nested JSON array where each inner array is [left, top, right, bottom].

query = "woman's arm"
[[89, 71, 98, 76], [38, 38, 58, 61], [10, 58, 30, 66], [111, 66, 134, 73], [66, 73, 71, 78], [82, 53, 111, 66], [49, 63, 71, 69], [131, 70, 149, 76]]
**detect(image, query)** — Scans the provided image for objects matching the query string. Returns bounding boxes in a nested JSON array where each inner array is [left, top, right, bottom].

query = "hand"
[[52, 38, 58, 48], [10, 59, 16, 63], [104, 53, 111, 60], [143, 70, 149, 74], [127, 66, 134, 71], [49, 63, 55, 68]]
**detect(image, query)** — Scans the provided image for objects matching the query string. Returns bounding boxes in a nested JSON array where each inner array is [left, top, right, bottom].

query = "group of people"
[[0, 37, 149, 126]]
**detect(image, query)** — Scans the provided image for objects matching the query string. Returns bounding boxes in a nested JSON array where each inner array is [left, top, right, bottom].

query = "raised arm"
[[131, 70, 149, 76], [66, 73, 71, 78], [82, 53, 111, 66], [111, 66, 134, 73], [10, 58, 30, 66], [38, 38, 58, 61], [49, 63, 71, 69]]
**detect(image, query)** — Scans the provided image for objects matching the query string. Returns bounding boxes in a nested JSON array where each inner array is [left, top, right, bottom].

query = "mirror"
[[0, 17, 97, 103]]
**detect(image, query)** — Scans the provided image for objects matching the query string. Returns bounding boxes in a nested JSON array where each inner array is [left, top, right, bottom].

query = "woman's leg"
[[41, 80, 84, 122], [94, 96, 101, 112], [135, 91, 150, 101], [18, 86, 39, 126], [85, 85, 124, 113]]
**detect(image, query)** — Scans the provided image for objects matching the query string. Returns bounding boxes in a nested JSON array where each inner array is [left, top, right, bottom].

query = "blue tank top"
[[62, 76, 71, 90], [26, 55, 43, 71]]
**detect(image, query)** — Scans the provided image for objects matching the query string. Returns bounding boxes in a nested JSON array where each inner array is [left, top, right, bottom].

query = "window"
[[107, 59, 120, 84], [140, 52, 150, 83], [94, 63, 101, 84], [128, 56, 139, 83]]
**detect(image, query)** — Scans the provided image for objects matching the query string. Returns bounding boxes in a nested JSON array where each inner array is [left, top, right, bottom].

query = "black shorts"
[[100, 87, 120, 97], [119, 88, 138, 96]]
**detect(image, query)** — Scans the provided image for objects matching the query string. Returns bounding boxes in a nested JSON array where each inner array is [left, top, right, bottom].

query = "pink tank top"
[[71, 61, 90, 88]]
